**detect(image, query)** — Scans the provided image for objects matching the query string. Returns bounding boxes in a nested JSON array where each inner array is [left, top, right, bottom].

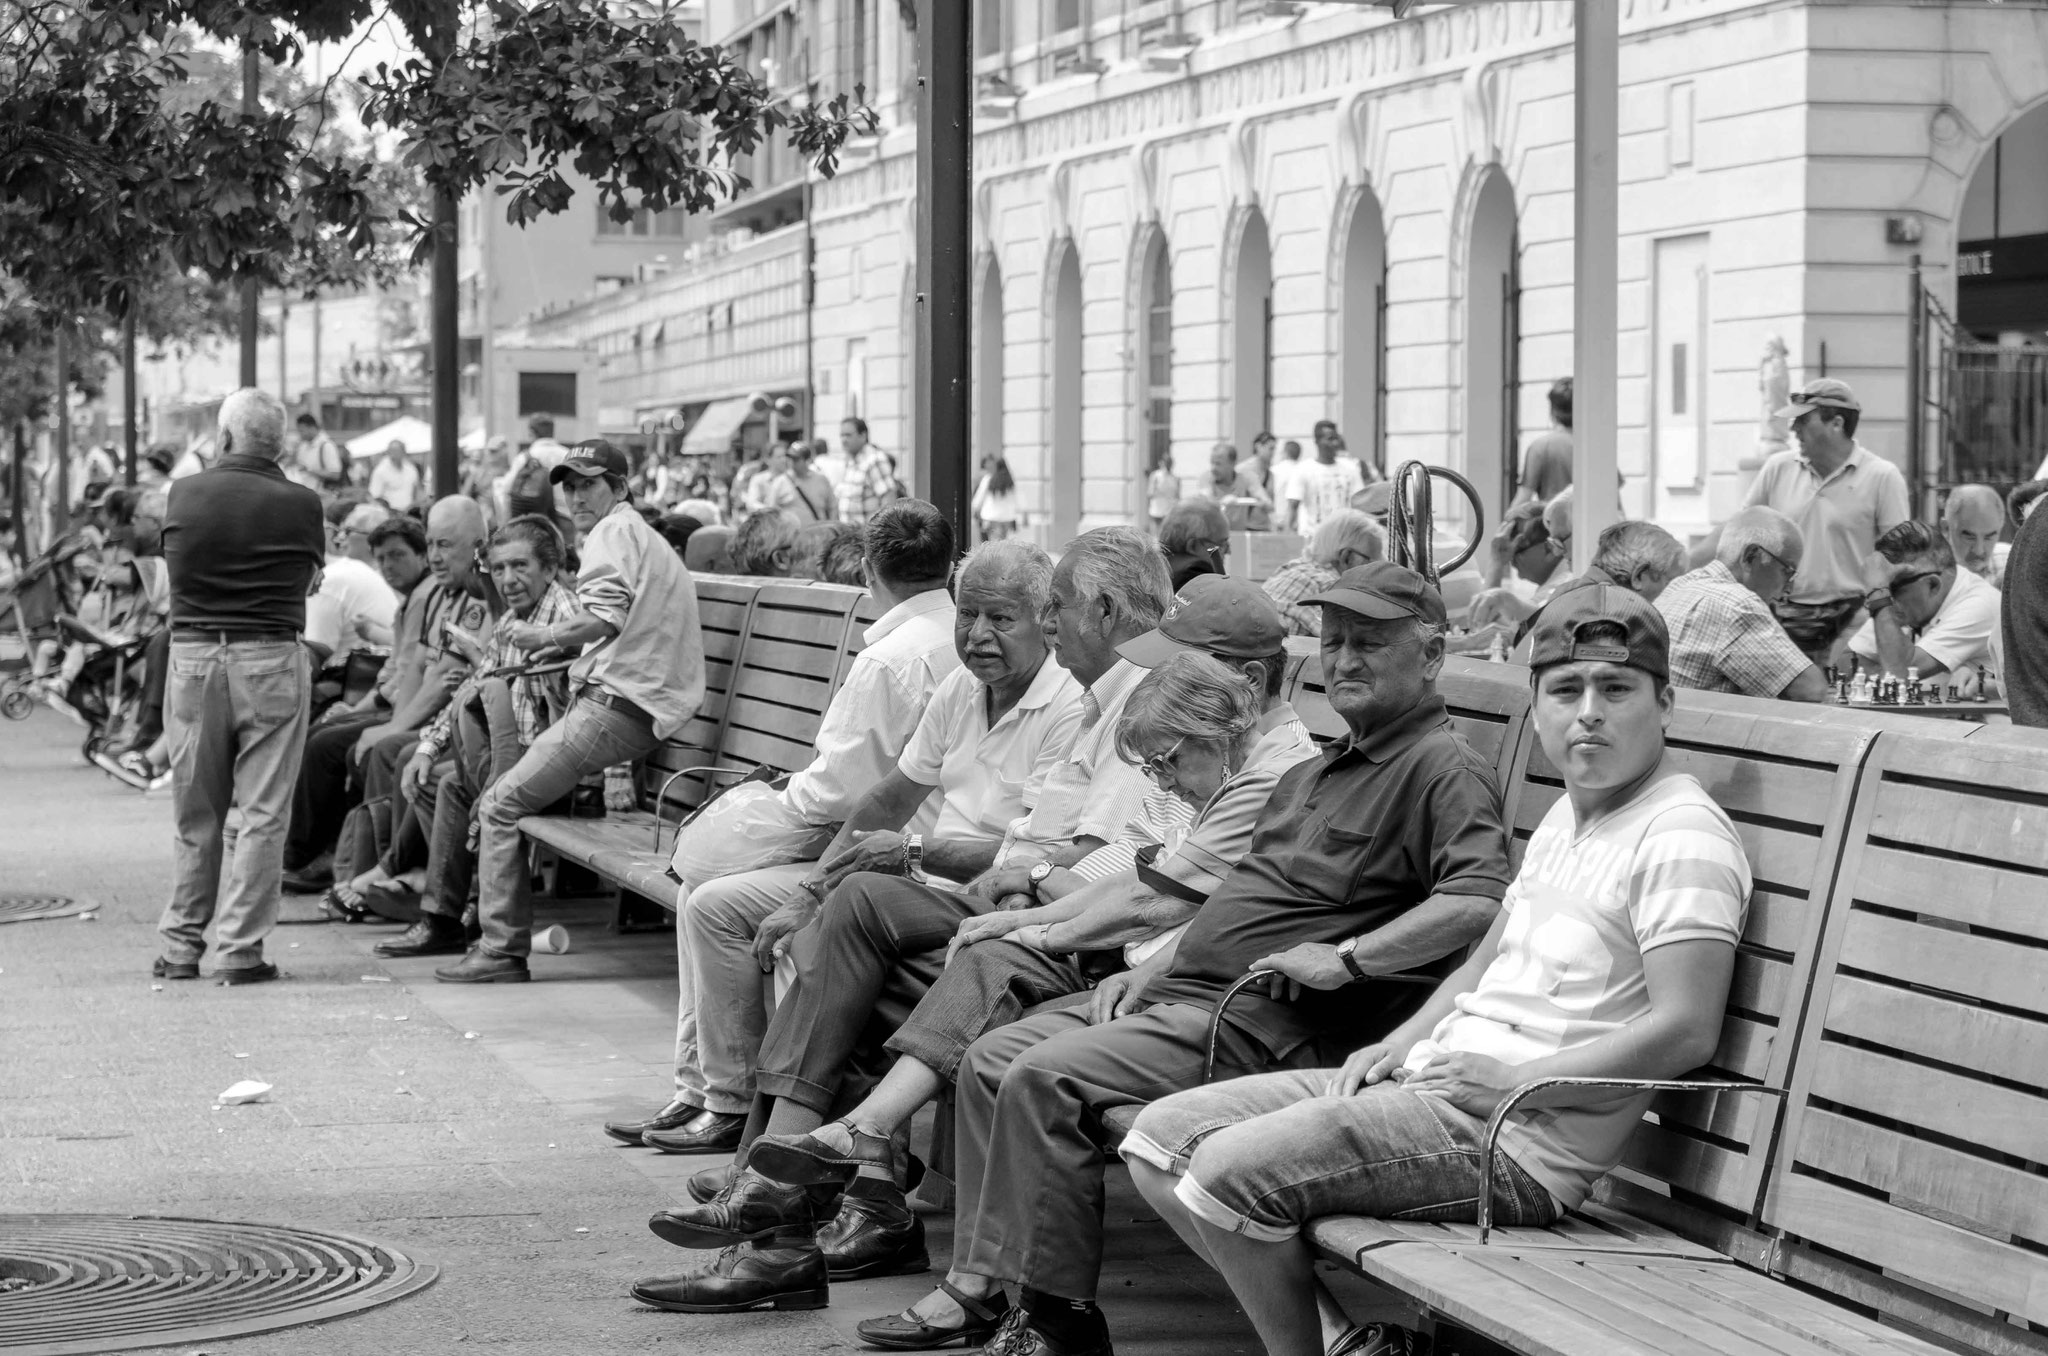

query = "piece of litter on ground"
[[360, 975, 392, 983], [606, 1054, 617, 1060], [150, 983, 163, 992], [374, 1015, 389, 1021], [233, 1053, 250, 1059], [547, 1143, 556, 1149], [463, 1031, 477, 1040], [395, 1087, 412, 1096], [288, 943, 299, 949], [574, 1227, 589, 1234], [393, 1015, 408, 1022], [216, 1079, 271, 1106], [78, 912, 97, 922]]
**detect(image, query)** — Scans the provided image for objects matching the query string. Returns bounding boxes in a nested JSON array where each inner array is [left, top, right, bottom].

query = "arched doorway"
[[1050, 243, 1084, 543], [1138, 231, 1173, 505], [1464, 167, 1519, 527], [976, 260, 1004, 478], [1234, 211, 1274, 458], [1339, 191, 1388, 477]]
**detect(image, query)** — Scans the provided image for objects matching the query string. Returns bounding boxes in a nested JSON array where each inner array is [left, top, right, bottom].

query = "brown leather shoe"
[[749, 1120, 892, 1187], [604, 1098, 704, 1147], [647, 1168, 829, 1249], [433, 948, 530, 984], [629, 1236, 827, 1313], [372, 914, 468, 958], [643, 1109, 746, 1154]]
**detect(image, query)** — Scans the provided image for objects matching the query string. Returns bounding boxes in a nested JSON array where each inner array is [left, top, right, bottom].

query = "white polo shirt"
[[897, 657, 1087, 850], [782, 588, 961, 832], [1847, 564, 2001, 679], [997, 658, 1155, 866], [1742, 442, 1910, 605]]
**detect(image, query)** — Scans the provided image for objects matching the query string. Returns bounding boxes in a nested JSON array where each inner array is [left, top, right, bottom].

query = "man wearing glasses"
[[1656, 506, 1831, 701], [1845, 520, 2001, 694], [1741, 379, 1911, 665]]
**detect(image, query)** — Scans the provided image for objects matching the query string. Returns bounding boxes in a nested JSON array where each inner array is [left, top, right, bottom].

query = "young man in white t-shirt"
[[1121, 584, 1750, 1356]]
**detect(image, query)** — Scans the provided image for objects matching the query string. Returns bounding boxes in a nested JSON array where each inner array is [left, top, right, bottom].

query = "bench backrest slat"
[[1765, 729, 2048, 1342], [686, 581, 863, 792], [642, 578, 762, 794]]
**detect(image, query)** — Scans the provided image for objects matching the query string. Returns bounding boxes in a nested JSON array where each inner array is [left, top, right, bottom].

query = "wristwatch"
[[1863, 588, 1894, 617], [1027, 860, 1057, 900], [1336, 937, 1369, 983], [904, 833, 926, 882]]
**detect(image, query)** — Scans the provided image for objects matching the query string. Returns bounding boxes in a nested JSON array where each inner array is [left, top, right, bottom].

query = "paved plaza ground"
[[0, 708, 1391, 1355]]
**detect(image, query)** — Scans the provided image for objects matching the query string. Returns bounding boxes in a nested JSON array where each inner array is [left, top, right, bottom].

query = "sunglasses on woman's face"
[[1138, 738, 1186, 790]]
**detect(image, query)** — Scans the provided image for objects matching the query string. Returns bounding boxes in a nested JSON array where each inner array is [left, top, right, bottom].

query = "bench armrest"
[[651, 765, 760, 852], [1201, 966, 1438, 1085], [1477, 1077, 1787, 1242]]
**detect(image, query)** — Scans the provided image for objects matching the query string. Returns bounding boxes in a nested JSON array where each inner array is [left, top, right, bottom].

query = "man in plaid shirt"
[[1654, 507, 1829, 702], [1260, 510, 1386, 636], [835, 417, 899, 525], [378, 519, 582, 957]]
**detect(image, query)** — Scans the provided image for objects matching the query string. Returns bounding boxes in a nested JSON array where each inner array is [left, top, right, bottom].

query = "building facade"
[[517, 0, 2048, 544]]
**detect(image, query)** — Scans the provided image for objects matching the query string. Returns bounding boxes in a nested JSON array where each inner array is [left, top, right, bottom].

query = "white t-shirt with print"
[[1288, 457, 1365, 536], [1402, 772, 1751, 1211]]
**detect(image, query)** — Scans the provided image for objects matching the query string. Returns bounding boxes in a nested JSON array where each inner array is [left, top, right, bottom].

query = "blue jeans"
[[1121, 1069, 1559, 1242], [159, 638, 311, 970], [474, 693, 660, 958]]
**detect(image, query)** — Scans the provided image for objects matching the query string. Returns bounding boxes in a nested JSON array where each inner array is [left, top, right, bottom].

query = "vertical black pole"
[[10, 421, 25, 564], [431, 185, 461, 497], [52, 319, 71, 537], [238, 47, 260, 388], [1905, 253, 1924, 517], [122, 307, 138, 487], [916, 0, 972, 542]]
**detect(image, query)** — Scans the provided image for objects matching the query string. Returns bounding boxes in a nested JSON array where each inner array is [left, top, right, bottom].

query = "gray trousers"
[[159, 638, 310, 970], [954, 997, 1308, 1301]]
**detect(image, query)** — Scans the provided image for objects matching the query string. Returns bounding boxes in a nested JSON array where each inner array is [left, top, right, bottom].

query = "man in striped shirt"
[[834, 417, 899, 526]]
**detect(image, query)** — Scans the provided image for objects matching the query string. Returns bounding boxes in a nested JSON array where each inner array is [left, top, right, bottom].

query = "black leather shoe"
[[856, 1282, 1010, 1351], [372, 914, 469, 958], [686, 1160, 738, 1204], [434, 948, 530, 983], [750, 1120, 893, 1187], [604, 1098, 703, 1147], [629, 1238, 827, 1314], [282, 863, 333, 894], [216, 962, 280, 986], [643, 1109, 746, 1154], [647, 1168, 826, 1249], [979, 1306, 1114, 1356], [820, 1185, 929, 1280], [151, 956, 199, 981]]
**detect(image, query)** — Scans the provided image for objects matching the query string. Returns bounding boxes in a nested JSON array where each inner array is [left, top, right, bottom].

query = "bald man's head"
[[1943, 484, 2005, 576], [425, 496, 488, 588]]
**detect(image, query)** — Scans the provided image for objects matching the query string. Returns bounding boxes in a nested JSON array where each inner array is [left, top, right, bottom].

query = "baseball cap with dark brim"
[[1118, 574, 1289, 668], [1298, 560, 1448, 628], [548, 441, 630, 484], [1774, 377, 1861, 422], [1526, 583, 1670, 682]]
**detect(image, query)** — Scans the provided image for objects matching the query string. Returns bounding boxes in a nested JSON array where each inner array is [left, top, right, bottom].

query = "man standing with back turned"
[[154, 389, 325, 985]]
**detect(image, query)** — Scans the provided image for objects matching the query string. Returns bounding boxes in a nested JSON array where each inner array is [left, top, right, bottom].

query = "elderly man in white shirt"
[[1848, 518, 2002, 693], [603, 502, 965, 1152], [629, 535, 1091, 1158]]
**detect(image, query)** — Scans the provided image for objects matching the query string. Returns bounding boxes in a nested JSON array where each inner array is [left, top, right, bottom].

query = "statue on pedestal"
[[1754, 334, 1791, 464]]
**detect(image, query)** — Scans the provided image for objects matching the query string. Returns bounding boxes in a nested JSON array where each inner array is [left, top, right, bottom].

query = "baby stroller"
[[0, 543, 76, 722], [1, 538, 153, 760]]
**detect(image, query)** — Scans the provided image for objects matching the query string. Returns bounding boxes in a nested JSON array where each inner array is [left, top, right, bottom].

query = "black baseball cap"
[[1119, 575, 1288, 667], [1526, 583, 1670, 682], [1299, 560, 1448, 628], [549, 440, 629, 484]]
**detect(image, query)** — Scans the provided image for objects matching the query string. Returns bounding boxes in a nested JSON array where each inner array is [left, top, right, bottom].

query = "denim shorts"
[[1120, 1069, 1559, 1242]]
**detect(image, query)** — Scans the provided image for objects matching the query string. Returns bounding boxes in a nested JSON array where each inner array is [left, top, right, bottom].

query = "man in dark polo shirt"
[[154, 389, 325, 984], [836, 561, 1509, 1355]]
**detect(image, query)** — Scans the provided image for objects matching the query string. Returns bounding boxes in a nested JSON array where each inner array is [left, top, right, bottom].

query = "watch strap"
[[1337, 938, 1369, 983]]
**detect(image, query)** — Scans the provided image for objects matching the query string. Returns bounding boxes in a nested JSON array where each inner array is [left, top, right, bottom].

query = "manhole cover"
[[0, 1215, 437, 1354], [0, 895, 92, 924]]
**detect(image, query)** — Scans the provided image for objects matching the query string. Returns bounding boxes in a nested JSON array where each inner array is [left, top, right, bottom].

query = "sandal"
[[854, 1281, 1009, 1351], [322, 886, 372, 925], [1329, 1322, 1420, 1356]]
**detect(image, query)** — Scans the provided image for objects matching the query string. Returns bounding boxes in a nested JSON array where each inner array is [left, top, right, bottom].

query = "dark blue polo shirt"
[[162, 454, 325, 634], [1145, 693, 1511, 1057]]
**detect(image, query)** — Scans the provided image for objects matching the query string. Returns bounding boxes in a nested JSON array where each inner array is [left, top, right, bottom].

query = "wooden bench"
[[517, 577, 867, 918], [1305, 681, 2048, 1355]]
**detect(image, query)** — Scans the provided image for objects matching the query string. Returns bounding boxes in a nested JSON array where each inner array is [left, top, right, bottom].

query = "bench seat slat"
[[1307, 1204, 1720, 1262], [1793, 1106, 2048, 1246], [519, 814, 682, 910]]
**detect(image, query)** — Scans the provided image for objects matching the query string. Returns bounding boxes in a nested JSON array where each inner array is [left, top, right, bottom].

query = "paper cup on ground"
[[217, 1080, 272, 1105], [534, 925, 572, 955]]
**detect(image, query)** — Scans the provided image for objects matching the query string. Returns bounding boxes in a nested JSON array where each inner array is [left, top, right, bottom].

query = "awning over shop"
[[347, 416, 433, 458], [681, 396, 756, 456]]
